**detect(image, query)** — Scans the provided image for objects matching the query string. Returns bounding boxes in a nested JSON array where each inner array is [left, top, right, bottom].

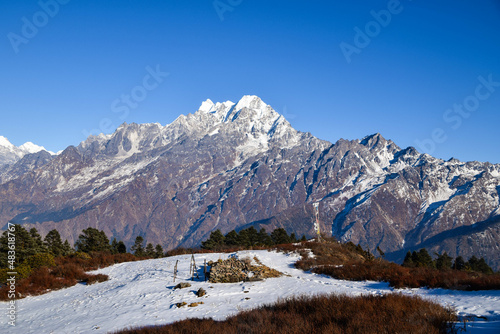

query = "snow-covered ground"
[[2, 250, 499, 333]]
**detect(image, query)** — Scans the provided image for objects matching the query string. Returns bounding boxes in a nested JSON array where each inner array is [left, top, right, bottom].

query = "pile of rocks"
[[207, 257, 282, 283]]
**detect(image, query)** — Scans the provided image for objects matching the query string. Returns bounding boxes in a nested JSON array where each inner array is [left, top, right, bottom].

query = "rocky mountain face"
[[1, 96, 499, 269]]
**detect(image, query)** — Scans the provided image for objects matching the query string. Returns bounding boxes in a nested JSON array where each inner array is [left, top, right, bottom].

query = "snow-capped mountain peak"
[[0, 136, 53, 166], [198, 99, 216, 113], [0, 136, 15, 150], [19, 142, 50, 154], [234, 95, 267, 112]]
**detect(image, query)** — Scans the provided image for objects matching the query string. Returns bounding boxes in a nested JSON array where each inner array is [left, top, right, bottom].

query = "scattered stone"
[[244, 291, 249, 293], [176, 302, 187, 308], [188, 302, 204, 307], [174, 282, 191, 290], [196, 288, 207, 297]]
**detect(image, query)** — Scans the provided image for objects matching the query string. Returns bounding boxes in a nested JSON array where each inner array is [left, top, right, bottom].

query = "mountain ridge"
[[1, 95, 499, 269]]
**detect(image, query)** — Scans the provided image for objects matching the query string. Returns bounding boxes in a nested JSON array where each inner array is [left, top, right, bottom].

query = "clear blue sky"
[[1, 0, 499, 162]]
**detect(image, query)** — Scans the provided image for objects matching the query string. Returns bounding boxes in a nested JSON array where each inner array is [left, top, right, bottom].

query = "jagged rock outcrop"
[[0, 95, 499, 269]]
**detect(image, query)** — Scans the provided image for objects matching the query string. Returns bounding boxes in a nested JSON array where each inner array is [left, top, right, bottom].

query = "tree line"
[[0, 224, 166, 270], [201, 226, 306, 250], [403, 249, 493, 274]]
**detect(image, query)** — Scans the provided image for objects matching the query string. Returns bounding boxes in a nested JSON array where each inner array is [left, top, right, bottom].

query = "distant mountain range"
[[0, 136, 53, 165], [1, 96, 499, 269]]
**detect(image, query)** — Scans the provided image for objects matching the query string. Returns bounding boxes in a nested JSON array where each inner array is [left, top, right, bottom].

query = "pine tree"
[[247, 227, 259, 246], [117, 241, 127, 254], [62, 240, 73, 255], [453, 256, 465, 270], [258, 228, 273, 246], [412, 249, 434, 268], [75, 228, 111, 253], [467, 256, 493, 274], [44, 229, 65, 257], [154, 244, 164, 258], [0, 224, 38, 267], [403, 251, 414, 267], [201, 230, 225, 250], [145, 243, 155, 257], [271, 228, 290, 245], [131, 236, 145, 256], [476, 258, 493, 274], [435, 252, 453, 270], [224, 230, 239, 246], [30, 228, 47, 253], [237, 229, 250, 247], [111, 238, 119, 254]]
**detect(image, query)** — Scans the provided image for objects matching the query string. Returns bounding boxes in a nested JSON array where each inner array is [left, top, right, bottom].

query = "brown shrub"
[[83, 274, 109, 285], [279, 240, 500, 291], [115, 293, 456, 334]]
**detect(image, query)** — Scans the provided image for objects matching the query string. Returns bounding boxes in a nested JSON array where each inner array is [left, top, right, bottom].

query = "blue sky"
[[1, 0, 499, 163]]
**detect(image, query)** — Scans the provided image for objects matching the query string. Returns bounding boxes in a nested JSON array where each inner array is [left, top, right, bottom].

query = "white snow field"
[[1, 250, 499, 333]]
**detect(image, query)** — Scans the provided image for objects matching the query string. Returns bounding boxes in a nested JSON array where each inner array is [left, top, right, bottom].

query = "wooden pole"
[[173, 260, 178, 282], [191, 253, 199, 280], [204, 259, 207, 281]]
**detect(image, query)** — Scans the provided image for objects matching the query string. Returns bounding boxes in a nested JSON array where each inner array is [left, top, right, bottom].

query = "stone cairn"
[[207, 256, 282, 283]]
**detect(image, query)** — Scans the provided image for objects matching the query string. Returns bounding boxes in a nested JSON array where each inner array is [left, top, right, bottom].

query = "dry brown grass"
[[116, 293, 457, 334]]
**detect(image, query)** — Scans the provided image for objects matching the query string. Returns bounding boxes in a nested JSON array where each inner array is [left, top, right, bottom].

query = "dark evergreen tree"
[[403, 251, 414, 267], [201, 230, 225, 250], [29, 228, 46, 253], [154, 244, 164, 258], [145, 243, 155, 257], [131, 236, 145, 256], [300, 235, 307, 242], [75, 228, 111, 253], [62, 240, 73, 255], [0, 224, 38, 268], [271, 228, 290, 245], [475, 258, 493, 274], [412, 249, 434, 268], [246, 227, 260, 246], [116, 241, 127, 254], [290, 233, 297, 243], [258, 228, 273, 246], [224, 230, 239, 246], [468, 256, 493, 274], [453, 256, 466, 271], [435, 252, 453, 270], [237, 228, 250, 247], [111, 238, 119, 254], [44, 229, 65, 257]]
